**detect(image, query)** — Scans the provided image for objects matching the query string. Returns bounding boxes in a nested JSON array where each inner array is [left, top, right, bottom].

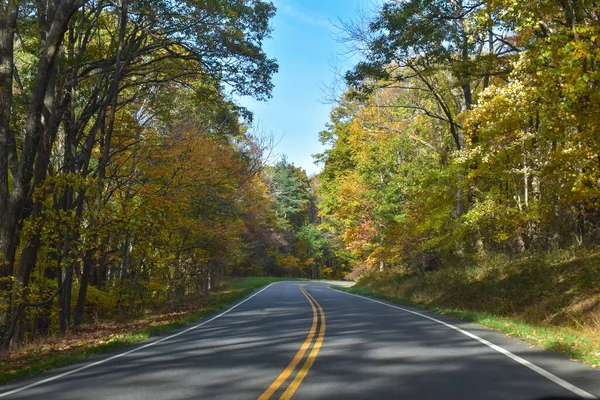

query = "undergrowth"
[[344, 248, 600, 368], [0, 277, 296, 384]]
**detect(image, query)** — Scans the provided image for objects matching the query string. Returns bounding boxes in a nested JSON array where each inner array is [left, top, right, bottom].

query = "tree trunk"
[[73, 249, 92, 326], [76, 0, 128, 321], [472, 229, 484, 254], [0, 0, 19, 274], [0, 0, 18, 280], [1, 2, 82, 343]]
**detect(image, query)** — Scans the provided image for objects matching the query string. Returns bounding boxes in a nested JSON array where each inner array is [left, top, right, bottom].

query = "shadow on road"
[[1, 282, 598, 400]]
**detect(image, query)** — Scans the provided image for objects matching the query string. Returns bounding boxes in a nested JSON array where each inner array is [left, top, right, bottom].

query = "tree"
[[463, 0, 600, 250], [267, 158, 312, 232], [0, 0, 278, 350], [297, 225, 329, 278], [317, 0, 600, 279], [344, 0, 516, 151]]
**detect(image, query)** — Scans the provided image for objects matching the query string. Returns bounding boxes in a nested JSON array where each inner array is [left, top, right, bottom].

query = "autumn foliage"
[[0, 0, 283, 351], [317, 0, 600, 278]]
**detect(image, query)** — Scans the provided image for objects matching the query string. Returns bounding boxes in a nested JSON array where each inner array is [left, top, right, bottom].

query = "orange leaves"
[[130, 122, 276, 271], [344, 220, 376, 252]]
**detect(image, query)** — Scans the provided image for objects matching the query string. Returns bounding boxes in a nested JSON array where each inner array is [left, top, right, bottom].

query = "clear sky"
[[238, 0, 373, 176]]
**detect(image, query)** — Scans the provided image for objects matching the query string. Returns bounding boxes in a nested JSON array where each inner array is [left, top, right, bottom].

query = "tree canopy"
[[0, 0, 280, 350], [318, 0, 600, 277]]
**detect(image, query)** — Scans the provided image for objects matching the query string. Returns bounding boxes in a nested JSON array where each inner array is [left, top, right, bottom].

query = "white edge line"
[[0, 283, 277, 398], [332, 288, 598, 400]]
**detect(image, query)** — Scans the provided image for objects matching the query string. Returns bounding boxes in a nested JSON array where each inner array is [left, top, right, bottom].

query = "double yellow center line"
[[258, 285, 326, 400]]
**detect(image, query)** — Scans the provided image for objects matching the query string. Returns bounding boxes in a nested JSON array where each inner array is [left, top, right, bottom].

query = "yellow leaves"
[[117, 122, 278, 272]]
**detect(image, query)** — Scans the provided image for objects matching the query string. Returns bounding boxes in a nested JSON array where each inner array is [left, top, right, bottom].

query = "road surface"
[[1, 281, 599, 399]]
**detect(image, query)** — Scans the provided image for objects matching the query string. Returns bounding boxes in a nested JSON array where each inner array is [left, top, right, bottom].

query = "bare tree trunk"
[[483, 7, 493, 90], [472, 229, 484, 254], [0, 0, 18, 280], [73, 250, 92, 326], [98, 0, 127, 182], [58, 218, 73, 332], [516, 232, 526, 253]]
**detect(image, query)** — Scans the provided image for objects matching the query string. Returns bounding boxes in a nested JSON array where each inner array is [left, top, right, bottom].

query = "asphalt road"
[[1, 281, 599, 399]]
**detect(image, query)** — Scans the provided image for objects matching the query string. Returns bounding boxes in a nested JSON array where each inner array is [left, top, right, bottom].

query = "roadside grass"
[[0, 276, 297, 384], [336, 249, 600, 369]]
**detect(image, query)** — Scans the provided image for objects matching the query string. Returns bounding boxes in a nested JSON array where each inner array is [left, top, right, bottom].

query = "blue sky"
[[239, 0, 373, 176]]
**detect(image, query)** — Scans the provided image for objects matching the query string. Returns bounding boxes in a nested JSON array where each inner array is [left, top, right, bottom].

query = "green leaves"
[[320, 0, 600, 277], [0, 0, 280, 349], [267, 159, 312, 232]]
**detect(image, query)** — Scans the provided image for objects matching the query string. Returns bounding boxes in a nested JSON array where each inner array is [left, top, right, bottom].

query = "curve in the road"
[[280, 286, 326, 399], [258, 284, 322, 399]]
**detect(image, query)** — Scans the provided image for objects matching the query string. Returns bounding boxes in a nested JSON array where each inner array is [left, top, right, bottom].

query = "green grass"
[[336, 284, 600, 369], [0, 276, 299, 384], [225, 276, 306, 290], [363, 249, 600, 329]]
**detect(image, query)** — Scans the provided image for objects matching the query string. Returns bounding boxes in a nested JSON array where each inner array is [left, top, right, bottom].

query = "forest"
[[0, 0, 343, 353], [318, 0, 600, 276], [316, 0, 600, 350], [0, 0, 599, 361]]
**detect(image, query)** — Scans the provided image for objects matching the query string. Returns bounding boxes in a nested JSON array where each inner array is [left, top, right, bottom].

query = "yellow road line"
[[258, 285, 318, 400], [280, 287, 326, 400]]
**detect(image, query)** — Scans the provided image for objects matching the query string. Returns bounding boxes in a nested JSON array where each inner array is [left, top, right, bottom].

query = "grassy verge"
[[0, 276, 296, 384], [336, 278, 600, 369]]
